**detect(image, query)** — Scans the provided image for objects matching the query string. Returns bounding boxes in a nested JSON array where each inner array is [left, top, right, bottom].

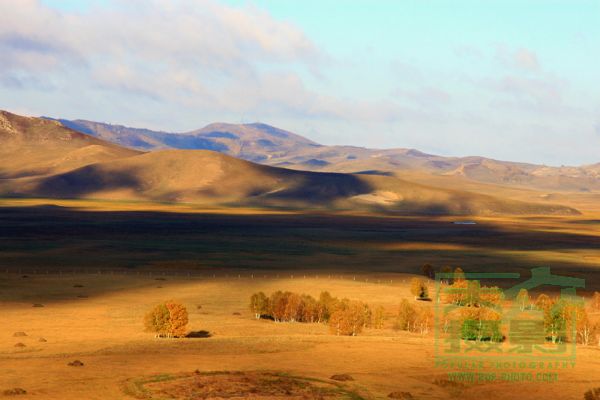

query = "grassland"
[[0, 198, 599, 282], [1, 198, 600, 399], [2, 273, 600, 399]]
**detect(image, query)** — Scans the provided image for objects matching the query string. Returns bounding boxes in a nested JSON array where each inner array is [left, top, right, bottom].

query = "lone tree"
[[410, 277, 429, 300], [144, 301, 189, 338]]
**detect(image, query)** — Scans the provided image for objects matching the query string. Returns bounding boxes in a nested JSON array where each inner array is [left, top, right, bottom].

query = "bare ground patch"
[[122, 370, 367, 399]]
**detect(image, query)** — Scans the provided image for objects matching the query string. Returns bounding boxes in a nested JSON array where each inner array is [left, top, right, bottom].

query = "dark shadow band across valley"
[[0, 205, 599, 286]]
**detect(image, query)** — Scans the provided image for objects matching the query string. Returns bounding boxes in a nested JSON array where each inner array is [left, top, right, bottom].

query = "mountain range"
[[0, 110, 586, 215], [51, 118, 600, 192]]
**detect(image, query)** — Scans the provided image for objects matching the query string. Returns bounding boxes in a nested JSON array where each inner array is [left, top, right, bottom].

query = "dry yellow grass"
[[0, 194, 599, 399], [2, 273, 600, 399]]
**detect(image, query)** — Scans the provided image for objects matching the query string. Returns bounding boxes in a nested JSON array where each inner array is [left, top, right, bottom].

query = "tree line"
[[433, 265, 600, 345], [249, 291, 385, 336]]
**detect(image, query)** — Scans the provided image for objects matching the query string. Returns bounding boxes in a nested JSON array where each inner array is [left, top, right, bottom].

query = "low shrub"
[[330, 374, 353, 381], [2, 388, 27, 396]]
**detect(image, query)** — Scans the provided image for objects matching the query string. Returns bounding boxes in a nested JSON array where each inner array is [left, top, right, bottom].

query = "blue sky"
[[2, 0, 599, 165]]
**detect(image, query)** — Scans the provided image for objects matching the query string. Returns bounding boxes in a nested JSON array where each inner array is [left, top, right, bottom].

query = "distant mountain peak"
[[33, 113, 600, 192]]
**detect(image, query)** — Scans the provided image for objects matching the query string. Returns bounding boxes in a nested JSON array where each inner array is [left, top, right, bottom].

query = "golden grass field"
[[2, 273, 600, 400], [1, 198, 600, 399]]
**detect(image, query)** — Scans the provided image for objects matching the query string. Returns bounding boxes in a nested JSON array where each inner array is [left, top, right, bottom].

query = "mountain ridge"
[[45, 116, 600, 192], [0, 110, 580, 216]]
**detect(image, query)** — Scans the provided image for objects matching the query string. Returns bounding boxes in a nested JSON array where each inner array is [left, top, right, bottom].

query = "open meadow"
[[1, 199, 600, 399], [2, 272, 600, 399]]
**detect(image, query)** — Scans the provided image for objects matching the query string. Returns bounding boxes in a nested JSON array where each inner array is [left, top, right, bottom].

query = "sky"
[[0, 0, 598, 166]]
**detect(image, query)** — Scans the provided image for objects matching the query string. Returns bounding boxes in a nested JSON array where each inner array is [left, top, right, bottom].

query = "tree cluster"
[[144, 301, 189, 338], [428, 266, 600, 347], [441, 269, 504, 342], [532, 292, 600, 345], [249, 290, 386, 336], [394, 298, 433, 334]]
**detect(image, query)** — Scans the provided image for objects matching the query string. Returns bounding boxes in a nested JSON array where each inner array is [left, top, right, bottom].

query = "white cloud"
[[0, 0, 419, 125], [0, 0, 327, 112], [0, 1, 597, 166]]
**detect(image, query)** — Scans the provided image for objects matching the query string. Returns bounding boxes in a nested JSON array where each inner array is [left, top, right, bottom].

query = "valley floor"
[[1, 199, 600, 399], [1, 274, 600, 399]]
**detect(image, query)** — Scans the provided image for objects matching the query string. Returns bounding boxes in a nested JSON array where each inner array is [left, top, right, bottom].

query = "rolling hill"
[[0, 111, 139, 179], [0, 111, 579, 216], [50, 117, 600, 192], [3, 149, 579, 215]]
